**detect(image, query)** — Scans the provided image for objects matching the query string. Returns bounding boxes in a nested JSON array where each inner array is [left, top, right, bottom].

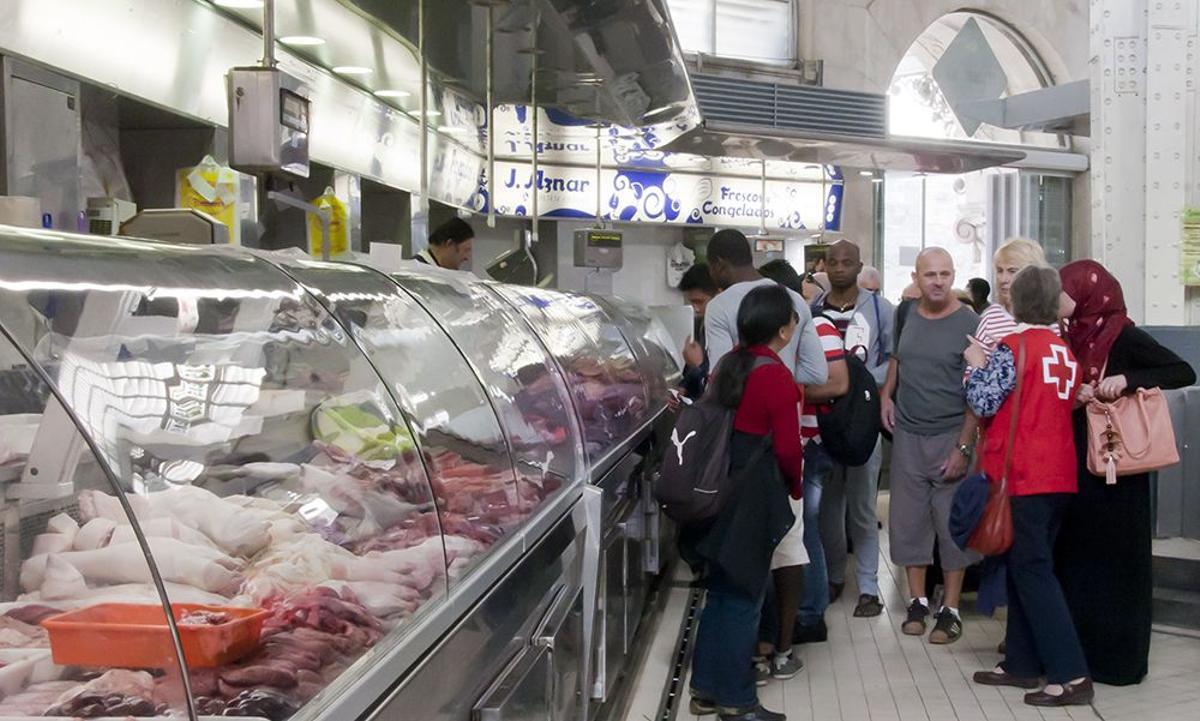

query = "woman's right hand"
[[1076, 382, 1097, 406]]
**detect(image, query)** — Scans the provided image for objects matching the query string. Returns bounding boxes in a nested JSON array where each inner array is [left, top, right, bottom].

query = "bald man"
[[880, 247, 980, 646], [804, 239, 894, 625]]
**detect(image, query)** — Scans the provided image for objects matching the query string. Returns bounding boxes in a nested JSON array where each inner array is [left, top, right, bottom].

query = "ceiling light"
[[332, 66, 373, 76], [858, 170, 875, 177], [420, 110, 442, 118], [280, 35, 325, 47], [871, 177, 884, 183], [438, 126, 471, 134], [214, 0, 263, 9], [374, 89, 411, 99]]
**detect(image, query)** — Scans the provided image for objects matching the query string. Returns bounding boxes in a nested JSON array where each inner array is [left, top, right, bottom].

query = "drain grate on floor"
[[654, 587, 704, 721]]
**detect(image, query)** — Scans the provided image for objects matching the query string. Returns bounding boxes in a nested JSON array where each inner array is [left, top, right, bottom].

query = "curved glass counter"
[[591, 294, 682, 403], [489, 285, 652, 466], [0, 227, 666, 720]]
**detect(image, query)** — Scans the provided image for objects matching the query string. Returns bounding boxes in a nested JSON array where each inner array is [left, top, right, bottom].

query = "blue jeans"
[[798, 443, 833, 626], [691, 567, 764, 709]]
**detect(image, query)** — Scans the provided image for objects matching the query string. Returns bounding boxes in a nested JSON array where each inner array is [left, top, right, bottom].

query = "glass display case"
[[0, 227, 673, 720], [489, 285, 656, 468]]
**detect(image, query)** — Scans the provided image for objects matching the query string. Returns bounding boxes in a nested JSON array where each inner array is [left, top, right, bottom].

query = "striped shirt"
[[801, 317, 846, 444], [974, 304, 1018, 355], [821, 301, 856, 337]]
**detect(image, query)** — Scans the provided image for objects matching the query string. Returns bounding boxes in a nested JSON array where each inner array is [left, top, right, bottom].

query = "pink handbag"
[[1086, 387, 1179, 484]]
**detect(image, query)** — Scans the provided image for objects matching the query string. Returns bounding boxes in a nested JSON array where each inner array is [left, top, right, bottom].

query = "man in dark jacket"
[[677, 263, 716, 399]]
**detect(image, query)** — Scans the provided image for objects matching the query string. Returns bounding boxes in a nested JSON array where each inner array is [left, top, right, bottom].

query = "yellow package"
[[175, 155, 241, 244], [307, 187, 350, 258]]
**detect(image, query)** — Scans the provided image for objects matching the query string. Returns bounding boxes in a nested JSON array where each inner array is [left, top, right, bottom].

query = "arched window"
[[881, 13, 1073, 300]]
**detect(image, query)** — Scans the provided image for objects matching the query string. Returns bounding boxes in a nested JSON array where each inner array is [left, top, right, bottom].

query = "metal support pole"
[[530, 13, 540, 244], [759, 160, 767, 236], [416, 0, 430, 252], [595, 121, 603, 226], [486, 3, 496, 229], [261, 0, 276, 68]]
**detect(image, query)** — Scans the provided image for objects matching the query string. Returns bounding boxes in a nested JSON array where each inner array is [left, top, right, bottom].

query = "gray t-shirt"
[[894, 304, 979, 435]]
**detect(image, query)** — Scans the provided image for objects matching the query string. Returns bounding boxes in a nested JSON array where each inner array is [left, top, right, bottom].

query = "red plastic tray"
[[42, 603, 267, 669]]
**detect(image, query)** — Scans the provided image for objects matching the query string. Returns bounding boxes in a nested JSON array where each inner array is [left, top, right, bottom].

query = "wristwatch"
[[957, 443, 972, 458]]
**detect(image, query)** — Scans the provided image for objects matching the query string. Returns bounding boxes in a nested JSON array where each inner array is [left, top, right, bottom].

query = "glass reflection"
[[492, 286, 651, 462], [0, 231, 448, 721]]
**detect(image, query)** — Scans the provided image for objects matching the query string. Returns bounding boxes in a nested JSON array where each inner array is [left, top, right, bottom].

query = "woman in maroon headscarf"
[[1055, 260, 1195, 687]]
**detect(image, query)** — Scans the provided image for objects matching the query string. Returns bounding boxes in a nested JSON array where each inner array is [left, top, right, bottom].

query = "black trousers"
[[1002, 493, 1089, 685]]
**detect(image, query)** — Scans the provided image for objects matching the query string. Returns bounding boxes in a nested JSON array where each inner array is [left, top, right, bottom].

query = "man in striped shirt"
[[810, 240, 895, 620]]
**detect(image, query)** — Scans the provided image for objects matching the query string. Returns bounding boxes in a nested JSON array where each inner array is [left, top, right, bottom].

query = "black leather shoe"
[[792, 619, 828, 644], [718, 704, 786, 721], [1025, 678, 1094, 707], [973, 669, 1040, 689]]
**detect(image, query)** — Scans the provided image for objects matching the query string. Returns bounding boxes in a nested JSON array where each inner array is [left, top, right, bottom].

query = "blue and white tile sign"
[[474, 161, 842, 231]]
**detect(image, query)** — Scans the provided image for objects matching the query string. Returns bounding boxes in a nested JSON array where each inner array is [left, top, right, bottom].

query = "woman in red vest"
[[961, 266, 1093, 707]]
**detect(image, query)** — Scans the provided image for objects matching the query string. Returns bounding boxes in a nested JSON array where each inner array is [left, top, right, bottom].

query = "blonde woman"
[[975, 239, 1047, 354]]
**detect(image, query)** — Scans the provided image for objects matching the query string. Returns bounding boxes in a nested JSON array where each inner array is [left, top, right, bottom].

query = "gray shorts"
[[888, 427, 980, 571]]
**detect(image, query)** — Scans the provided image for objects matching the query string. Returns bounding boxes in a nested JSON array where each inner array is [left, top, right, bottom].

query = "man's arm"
[[792, 300, 829, 386], [939, 411, 979, 480], [868, 295, 895, 386], [805, 356, 849, 403], [704, 302, 734, 374], [880, 357, 899, 432]]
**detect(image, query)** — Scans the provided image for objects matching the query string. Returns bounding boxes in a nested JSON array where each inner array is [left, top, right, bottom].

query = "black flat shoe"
[[718, 704, 786, 721], [973, 669, 1040, 689], [1024, 678, 1094, 707]]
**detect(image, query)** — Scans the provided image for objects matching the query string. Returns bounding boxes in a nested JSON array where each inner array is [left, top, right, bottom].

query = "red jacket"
[[981, 328, 1080, 496], [733, 346, 805, 498]]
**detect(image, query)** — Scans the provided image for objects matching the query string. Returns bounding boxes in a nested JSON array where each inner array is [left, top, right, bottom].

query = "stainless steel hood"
[[346, 0, 696, 130], [659, 122, 1029, 173]]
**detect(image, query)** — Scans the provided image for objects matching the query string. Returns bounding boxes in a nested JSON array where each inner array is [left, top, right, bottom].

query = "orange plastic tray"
[[42, 603, 267, 669]]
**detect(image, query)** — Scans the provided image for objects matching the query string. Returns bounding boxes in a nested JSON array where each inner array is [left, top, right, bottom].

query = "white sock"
[[774, 649, 792, 664], [942, 606, 960, 619], [913, 597, 929, 608]]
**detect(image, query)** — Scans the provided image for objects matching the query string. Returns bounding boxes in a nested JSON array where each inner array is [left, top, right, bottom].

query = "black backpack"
[[655, 356, 775, 524], [817, 351, 881, 466]]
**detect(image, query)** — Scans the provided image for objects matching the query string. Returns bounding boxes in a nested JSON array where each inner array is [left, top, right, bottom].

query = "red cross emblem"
[[1042, 345, 1078, 400]]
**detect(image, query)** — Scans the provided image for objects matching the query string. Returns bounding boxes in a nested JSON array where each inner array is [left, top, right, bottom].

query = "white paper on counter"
[[368, 242, 405, 272]]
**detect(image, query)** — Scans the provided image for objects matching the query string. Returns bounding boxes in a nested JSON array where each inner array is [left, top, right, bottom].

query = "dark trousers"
[[1002, 493, 1089, 685], [691, 568, 764, 709]]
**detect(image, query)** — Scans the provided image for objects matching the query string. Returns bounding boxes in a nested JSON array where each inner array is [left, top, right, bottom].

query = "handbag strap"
[[1001, 338, 1027, 486]]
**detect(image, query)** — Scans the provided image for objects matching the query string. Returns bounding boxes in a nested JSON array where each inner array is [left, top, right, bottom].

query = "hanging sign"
[[175, 155, 242, 244], [307, 187, 350, 258]]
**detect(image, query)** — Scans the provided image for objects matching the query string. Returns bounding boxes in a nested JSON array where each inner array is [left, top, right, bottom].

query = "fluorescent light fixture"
[[858, 170, 875, 177], [438, 126, 471, 134], [871, 177, 884, 183], [332, 66, 373, 76], [421, 110, 442, 118], [214, 0, 263, 8], [374, 89, 412, 99], [279, 35, 325, 46]]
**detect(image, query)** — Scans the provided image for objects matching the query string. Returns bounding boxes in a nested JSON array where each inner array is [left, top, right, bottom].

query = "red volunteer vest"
[[980, 328, 1081, 497]]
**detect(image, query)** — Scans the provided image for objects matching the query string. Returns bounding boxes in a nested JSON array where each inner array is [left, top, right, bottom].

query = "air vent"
[[691, 74, 887, 138]]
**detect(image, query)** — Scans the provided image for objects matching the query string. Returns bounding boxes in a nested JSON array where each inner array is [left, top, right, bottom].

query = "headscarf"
[[1059, 260, 1134, 383]]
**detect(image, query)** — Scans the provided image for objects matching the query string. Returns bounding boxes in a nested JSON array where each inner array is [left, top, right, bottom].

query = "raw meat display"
[[180, 610, 232, 626], [0, 615, 48, 648], [41, 670, 161, 718], [0, 681, 80, 716], [21, 538, 245, 595]]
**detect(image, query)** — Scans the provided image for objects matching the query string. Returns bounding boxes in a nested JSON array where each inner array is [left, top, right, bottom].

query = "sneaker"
[[792, 619, 828, 644], [771, 652, 804, 680], [718, 704, 787, 721], [753, 656, 770, 687], [690, 695, 718, 716], [853, 594, 883, 617], [902, 599, 930, 635], [929, 608, 963, 644]]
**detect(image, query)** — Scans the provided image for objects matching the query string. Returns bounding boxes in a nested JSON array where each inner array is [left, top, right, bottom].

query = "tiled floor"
[[623, 508, 1200, 721]]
